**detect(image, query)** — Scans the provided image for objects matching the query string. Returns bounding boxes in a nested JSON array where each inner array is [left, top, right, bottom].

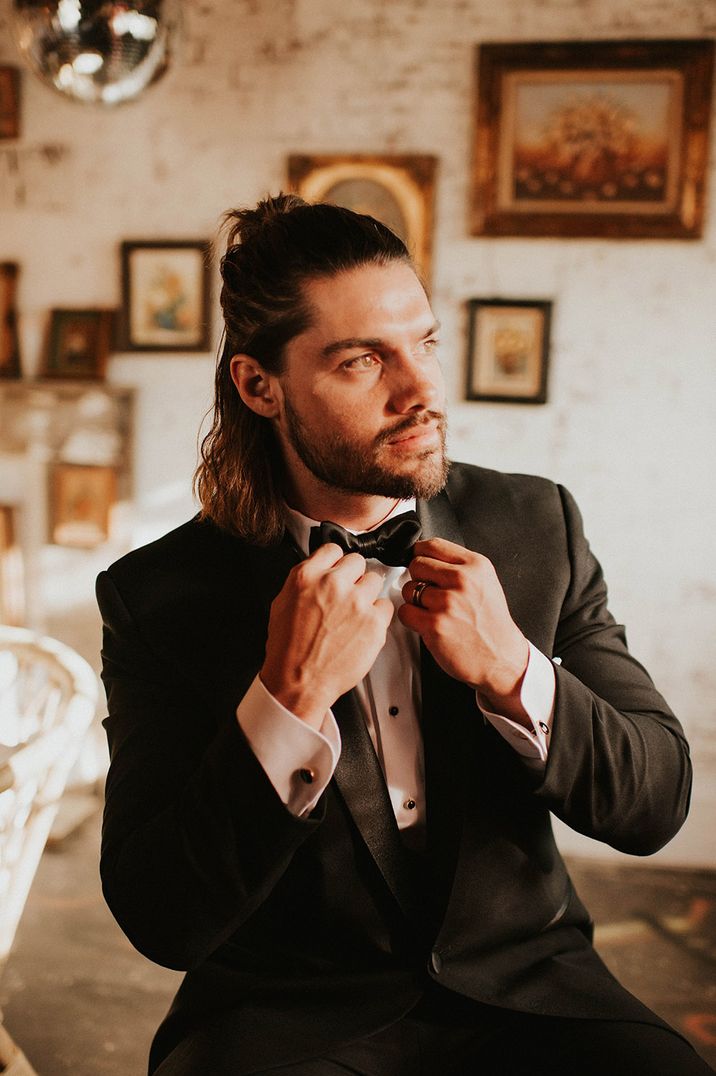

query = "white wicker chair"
[[0, 626, 98, 1075]]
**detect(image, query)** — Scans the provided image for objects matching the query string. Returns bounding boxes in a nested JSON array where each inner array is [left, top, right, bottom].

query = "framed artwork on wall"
[[288, 154, 438, 285], [120, 241, 211, 352], [0, 67, 20, 140], [42, 309, 114, 380], [0, 263, 21, 379], [471, 39, 715, 239], [466, 299, 552, 404], [50, 463, 117, 548]]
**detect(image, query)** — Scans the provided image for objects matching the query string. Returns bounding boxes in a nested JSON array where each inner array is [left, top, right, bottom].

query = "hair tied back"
[[221, 193, 308, 253]]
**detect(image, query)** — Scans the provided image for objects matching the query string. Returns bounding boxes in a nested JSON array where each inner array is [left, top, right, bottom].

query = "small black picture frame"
[[466, 298, 552, 404]]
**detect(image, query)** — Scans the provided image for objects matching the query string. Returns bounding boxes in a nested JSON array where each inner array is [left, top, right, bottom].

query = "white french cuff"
[[236, 675, 341, 817], [476, 643, 556, 764]]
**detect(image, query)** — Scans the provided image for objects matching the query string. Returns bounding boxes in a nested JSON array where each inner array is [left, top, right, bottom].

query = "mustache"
[[375, 411, 446, 447]]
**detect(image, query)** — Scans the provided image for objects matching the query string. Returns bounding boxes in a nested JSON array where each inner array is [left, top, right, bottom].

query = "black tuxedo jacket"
[[96, 463, 691, 1073]]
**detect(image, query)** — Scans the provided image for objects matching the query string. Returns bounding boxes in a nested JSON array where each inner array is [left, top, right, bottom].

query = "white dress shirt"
[[237, 501, 556, 844]]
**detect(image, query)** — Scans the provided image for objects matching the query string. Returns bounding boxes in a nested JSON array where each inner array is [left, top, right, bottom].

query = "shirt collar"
[[284, 499, 417, 558]]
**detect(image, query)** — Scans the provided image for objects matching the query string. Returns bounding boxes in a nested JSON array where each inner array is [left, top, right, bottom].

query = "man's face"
[[272, 261, 448, 502]]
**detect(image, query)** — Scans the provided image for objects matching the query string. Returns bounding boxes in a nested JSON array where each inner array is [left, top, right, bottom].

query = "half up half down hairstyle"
[[194, 193, 413, 544]]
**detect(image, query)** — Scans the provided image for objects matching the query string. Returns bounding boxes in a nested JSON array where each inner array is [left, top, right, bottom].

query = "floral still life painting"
[[472, 40, 714, 238], [121, 242, 210, 352]]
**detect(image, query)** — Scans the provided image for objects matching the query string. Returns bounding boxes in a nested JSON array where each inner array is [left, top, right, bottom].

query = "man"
[[97, 194, 711, 1075]]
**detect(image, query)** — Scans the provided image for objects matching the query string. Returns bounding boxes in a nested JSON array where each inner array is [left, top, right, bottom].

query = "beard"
[[282, 399, 450, 500]]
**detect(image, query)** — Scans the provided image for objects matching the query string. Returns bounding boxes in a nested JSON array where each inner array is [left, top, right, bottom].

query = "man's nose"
[[388, 354, 443, 414]]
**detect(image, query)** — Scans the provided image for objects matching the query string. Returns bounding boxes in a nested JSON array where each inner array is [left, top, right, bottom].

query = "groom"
[[97, 194, 710, 1074]]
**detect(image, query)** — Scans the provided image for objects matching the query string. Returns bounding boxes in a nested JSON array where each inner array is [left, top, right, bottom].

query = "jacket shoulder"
[[102, 516, 235, 588], [446, 461, 562, 518], [97, 516, 299, 645]]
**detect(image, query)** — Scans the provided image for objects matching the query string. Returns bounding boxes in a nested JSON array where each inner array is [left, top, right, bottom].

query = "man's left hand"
[[398, 538, 530, 721]]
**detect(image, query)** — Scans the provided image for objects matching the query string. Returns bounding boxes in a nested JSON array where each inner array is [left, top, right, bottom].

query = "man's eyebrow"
[[320, 321, 441, 359], [321, 337, 384, 358]]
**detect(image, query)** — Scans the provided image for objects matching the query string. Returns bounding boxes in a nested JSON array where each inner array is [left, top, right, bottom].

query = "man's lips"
[[385, 422, 440, 447], [379, 412, 444, 445]]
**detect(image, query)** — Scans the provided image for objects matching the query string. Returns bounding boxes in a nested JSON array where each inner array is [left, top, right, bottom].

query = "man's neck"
[[283, 488, 401, 532]]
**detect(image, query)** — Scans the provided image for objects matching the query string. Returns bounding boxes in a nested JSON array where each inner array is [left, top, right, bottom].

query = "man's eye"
[[420, 337, 440, 354], [344, 354, 379, 370]]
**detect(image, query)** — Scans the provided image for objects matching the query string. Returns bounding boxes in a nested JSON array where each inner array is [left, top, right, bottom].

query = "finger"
[[412, 537, 473, 565], [397, 601, 432, 632], [401, 579, 439, 610], [326, 551, 368, 583], [373, 597, 395, 624], [303, 542, 348, 571], [407, 556, 465, 588], [355, 568, 386, 599]]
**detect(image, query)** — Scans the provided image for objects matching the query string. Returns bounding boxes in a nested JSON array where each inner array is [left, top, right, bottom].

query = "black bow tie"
[[308, 511, 422, 567]]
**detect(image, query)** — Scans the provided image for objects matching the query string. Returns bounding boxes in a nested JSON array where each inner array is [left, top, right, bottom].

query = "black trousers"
[[155, 986, 715, 1076]]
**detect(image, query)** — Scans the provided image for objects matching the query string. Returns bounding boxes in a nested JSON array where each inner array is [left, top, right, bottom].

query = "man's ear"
[[230, 355, 281, 418]]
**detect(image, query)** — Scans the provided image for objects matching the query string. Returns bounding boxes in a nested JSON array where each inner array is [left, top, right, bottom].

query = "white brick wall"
[[1, 0, 714, 864]]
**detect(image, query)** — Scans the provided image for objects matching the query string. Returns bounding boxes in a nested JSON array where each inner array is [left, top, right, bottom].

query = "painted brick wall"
[[1, 0, 714, 864]]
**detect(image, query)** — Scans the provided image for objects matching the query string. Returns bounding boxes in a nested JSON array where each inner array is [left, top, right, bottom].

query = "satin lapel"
[[416, 490, 473, 924], [416, 487, 464, 547], [332, 690, 419, 921]]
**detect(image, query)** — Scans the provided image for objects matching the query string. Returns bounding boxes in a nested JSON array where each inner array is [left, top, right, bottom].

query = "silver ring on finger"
[[411, 580, 432, 609]]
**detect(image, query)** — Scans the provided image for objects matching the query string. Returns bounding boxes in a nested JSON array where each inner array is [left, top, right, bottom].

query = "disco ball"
[[12, 1, 181, 106]]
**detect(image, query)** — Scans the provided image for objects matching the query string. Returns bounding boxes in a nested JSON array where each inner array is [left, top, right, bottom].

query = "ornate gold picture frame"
[[472, 40, 714, 238], [50, 463, 117, 548], [288, 154, 438, 284]]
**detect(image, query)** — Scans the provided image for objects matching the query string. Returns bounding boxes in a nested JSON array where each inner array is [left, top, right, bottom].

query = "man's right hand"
[[259, 544, 394, 729]]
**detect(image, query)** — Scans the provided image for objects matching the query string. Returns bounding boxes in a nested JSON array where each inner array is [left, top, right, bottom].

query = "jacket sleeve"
[[532, 485, 692, 855], [97, 568, 324, 972]]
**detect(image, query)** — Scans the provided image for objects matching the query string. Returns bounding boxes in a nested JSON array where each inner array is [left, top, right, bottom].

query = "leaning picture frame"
[[0, 67, 20, 140], [42, 308, 114, 380], [0, 263, 21, 379], [466, 299, 552, 404], [288, 154, 438, 285], [50, 463, 117, 548], [120, 241, 211, 352], [471, 40, 715, 238], [0, 504, 25, 626]]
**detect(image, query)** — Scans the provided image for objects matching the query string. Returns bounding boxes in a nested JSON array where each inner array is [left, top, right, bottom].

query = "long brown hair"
[[194, 193, 412, 544]]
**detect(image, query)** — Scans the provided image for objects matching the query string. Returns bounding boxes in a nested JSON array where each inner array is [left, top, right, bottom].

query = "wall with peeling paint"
[[0, 0, 714, 865]]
